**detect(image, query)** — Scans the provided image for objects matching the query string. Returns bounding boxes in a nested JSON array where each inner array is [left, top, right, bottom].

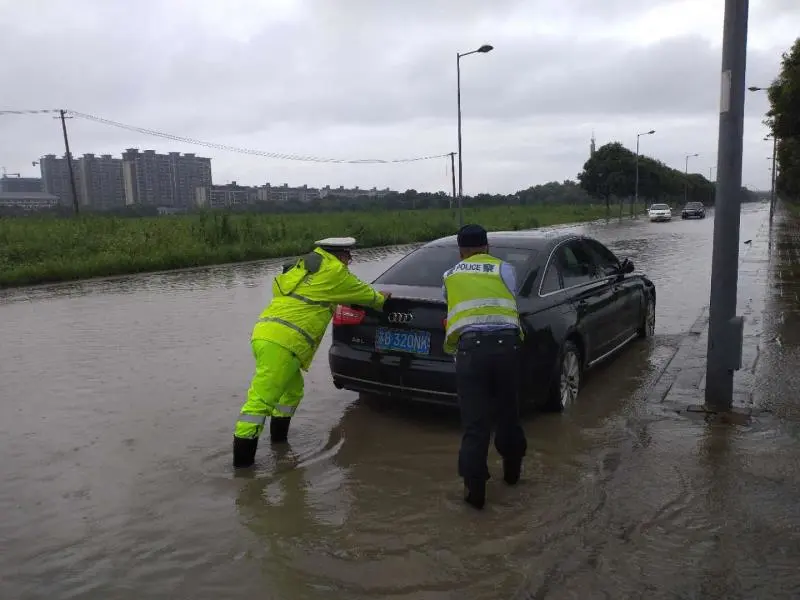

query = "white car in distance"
[[648, 203, 672, 222]]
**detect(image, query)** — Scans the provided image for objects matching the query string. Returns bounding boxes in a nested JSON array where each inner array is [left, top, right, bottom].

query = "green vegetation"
[[766, 37, 800, 203], [581, 142, 728, 206], [0, 204, 622, 287]]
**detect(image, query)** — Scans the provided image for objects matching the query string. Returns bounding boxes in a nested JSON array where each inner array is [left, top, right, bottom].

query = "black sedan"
[[329, 232, 656, 412], [681, 202, 706, 219]]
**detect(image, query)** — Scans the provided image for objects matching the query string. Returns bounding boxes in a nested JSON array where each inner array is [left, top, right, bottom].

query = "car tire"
[[637, 294, 656, 339], [544, 340, 581, 412]]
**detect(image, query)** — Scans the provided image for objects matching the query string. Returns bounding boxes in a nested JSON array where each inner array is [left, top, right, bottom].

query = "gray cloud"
[[0, 0, 797, 193]]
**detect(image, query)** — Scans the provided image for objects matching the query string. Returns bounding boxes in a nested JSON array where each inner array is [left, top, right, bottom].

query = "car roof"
[[421, 230, 581, 252]]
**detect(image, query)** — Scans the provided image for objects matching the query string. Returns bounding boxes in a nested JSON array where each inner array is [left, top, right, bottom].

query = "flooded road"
[[2, 204, 798, 599]]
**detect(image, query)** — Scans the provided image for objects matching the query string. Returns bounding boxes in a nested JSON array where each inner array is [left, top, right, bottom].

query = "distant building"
[[122, 149, 212, 208], [321, 185, 391, 198], [257, 183, 321, 204], [79, 154, 126, 210], [195, 182, 259, 209], [40, 153, 126, 209], [40, 154, 82, 207], [0, 176, 43, 194], [0, 191, 59, 211]]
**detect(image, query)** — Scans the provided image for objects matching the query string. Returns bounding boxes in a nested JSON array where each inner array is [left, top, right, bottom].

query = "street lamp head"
[[477, 44, 493, 53], [748, 86, 763, 92], [647, 130, 655, 135]]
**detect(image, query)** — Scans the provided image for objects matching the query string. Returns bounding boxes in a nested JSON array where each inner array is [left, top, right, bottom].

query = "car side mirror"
[[620, 258, 635, 274]]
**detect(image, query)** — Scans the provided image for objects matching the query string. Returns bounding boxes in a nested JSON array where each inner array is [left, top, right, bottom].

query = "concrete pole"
[[449, 151, 457, 210], [704, 0, 749, 411], [59, 110, 80, 215], [456, 53, 464, 227], [634, 136, 640, 218]]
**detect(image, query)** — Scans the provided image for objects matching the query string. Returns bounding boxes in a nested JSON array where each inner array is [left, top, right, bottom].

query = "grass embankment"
[[0, 204, 616, 288]]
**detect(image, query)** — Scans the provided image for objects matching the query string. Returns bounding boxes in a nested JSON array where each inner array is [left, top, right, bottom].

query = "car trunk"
[[332, 283, 450, 361]]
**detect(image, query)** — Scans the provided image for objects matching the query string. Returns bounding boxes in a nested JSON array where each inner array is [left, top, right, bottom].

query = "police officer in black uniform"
[[443, 225, 528, 510]]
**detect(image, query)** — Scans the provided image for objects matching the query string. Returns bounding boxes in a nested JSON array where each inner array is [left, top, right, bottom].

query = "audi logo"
[[387, 312, 413, 323]]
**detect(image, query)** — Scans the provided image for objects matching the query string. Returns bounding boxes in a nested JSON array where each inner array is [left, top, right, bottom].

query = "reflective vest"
[[443, 254, 520, 355], [252, 247, 386, 370]]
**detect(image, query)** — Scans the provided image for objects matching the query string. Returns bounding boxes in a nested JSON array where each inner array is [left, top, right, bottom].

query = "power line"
[[1, 107, 452, 165]]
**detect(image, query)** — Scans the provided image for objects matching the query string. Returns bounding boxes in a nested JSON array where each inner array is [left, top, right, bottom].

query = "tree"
[[767, 37, 800, 201], [577, 142, 716, 205]]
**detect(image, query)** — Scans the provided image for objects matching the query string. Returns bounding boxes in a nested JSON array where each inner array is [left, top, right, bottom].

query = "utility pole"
[[449, 152, 457, 211], [57, 109, 80, 215], [704, 0, 749, 412]]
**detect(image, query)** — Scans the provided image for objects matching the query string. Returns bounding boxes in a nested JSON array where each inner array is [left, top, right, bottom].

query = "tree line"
[[766, 37, 800, 203]]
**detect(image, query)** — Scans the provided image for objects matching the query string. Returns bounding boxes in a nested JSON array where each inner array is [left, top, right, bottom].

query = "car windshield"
[[686, 202, 703, 208], [374, 244, 538, 287], [651, 204, 670, 210]]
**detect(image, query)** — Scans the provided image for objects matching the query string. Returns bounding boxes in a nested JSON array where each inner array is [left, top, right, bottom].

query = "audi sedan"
[[328, 232, 656, 412]]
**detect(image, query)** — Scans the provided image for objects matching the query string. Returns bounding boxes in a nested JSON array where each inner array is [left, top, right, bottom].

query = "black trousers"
[[455, 329, 528, 481]]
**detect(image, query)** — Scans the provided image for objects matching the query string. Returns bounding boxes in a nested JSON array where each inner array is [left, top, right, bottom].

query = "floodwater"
[[2, 204, 799, 599]]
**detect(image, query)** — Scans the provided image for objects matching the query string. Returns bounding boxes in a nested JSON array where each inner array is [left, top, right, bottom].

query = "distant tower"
[[590, 131, 596, 157]]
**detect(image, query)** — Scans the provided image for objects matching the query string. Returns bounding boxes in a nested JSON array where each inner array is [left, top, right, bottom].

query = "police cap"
[[456, 224, 488, 248], [315, 237, 357, 253]]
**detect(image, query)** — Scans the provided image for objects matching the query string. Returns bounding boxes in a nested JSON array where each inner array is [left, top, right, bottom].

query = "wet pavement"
[[1, 203, 798, 599]]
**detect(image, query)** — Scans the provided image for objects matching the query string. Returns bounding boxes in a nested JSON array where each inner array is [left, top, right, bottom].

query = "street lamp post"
[[765, 135, 777, 221], [710, 166, 717, 204], [684, 152, 699, 204], [456, 43, 493, 228], [748, 86, 777, 221], [635, 129, 655, 217]]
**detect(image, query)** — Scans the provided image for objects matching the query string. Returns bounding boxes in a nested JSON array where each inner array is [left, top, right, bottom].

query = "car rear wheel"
[[638, 295, 656, 339], [544, 340, 581, 412]]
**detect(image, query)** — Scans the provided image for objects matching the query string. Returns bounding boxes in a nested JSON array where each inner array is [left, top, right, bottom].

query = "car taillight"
[[442, 318, 447, 329], [333, 305, 365, 326]]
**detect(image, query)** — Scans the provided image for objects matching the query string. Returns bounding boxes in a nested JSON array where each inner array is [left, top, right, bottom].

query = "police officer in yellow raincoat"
[[233, 237, 391, 468]]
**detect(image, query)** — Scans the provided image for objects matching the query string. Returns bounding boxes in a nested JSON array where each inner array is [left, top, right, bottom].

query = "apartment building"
[[79, 154, 126, 210], [122, 149, 212, 208], [40, 154, 82, 207], [195, 181, 258, 209], [40, 154, 126, 209], [320, 185, 391, 198], [257, 183, 322, 203]]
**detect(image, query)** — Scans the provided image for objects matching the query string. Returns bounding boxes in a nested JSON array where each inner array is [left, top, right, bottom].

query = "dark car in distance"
[[328, 232, 656, 412], [681, 202, 706, 219]]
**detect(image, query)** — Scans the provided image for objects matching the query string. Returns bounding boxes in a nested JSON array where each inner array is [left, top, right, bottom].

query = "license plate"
[[375, 327, 431, 355]]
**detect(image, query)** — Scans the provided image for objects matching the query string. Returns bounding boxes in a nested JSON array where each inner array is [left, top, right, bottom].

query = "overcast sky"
[[1, 0, 798, 194]]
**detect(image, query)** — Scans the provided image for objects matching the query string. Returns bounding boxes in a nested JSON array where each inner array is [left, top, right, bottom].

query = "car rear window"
[[374, 245, 538, 287]]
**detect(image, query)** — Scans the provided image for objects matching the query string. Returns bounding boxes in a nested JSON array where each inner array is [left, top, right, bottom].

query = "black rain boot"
[[270, 417, 291, 443], [503, 458, 522, 485], [233, 436, 258, 468], [463, 478, 486, 510]]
